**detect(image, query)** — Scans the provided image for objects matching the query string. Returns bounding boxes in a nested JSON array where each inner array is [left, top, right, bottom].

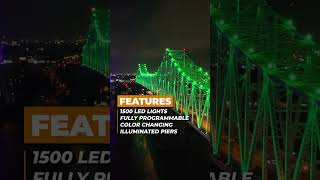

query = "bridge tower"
[[82, 8, 110, 77]]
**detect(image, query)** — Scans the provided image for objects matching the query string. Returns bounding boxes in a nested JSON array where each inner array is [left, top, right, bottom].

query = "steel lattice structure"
[[211, 0, 320, 179], [82, 8, 110, 77], [136, 49, 211, 132]]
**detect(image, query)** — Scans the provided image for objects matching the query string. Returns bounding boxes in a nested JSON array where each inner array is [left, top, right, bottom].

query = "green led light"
[[286, 19, 293, 25], [283, 19, 295, 30], [289, 74, 296, 81], [135, 49, 210, 137], [302, 34, 314, 45], [232, 35, 239, 40], [305, 34, 312, 41]]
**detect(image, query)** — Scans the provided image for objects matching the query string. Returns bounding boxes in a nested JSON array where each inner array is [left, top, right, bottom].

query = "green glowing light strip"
[[136, 49, 210, 132], [82, 9, 110, 77]]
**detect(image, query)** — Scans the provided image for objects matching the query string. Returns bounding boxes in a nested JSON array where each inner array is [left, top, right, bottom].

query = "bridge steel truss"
[[82, 8, 110, 77], [211, 0, 320, 179], [136, 49, 211, 132]]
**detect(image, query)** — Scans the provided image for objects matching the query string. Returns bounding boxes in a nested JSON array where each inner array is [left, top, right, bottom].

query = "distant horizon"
[[0, 35, 87, 41]]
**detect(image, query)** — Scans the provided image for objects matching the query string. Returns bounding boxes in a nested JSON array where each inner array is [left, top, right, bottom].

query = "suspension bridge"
[[82, 8, 110, 77]]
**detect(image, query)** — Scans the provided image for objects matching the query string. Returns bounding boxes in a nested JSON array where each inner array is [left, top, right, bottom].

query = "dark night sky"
[[268, 0, 320, 40], [0, 0, 319, 73], [0, 0, 108, 40], [111, 0, 210, 73]]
